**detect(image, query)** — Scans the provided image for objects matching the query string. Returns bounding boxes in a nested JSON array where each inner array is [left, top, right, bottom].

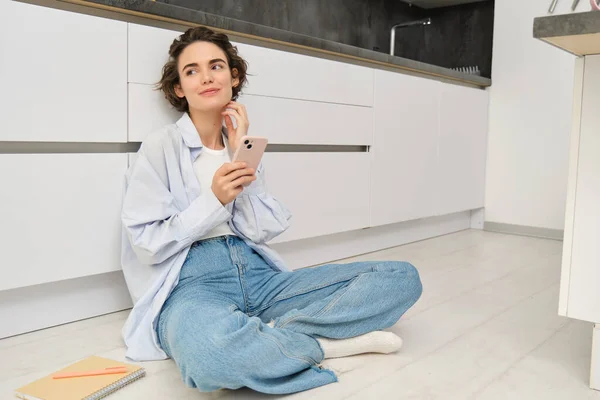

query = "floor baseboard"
[[484, 221, 564, 241]]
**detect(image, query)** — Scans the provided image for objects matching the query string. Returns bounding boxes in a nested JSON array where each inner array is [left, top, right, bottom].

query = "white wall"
[[485, 0, 586, 231]]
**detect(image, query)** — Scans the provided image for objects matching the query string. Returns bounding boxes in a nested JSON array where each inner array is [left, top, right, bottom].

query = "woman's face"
[[175, 41, 239, 113]]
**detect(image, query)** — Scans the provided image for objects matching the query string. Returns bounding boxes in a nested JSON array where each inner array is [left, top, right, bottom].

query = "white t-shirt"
[[192, 136, 236, 240]]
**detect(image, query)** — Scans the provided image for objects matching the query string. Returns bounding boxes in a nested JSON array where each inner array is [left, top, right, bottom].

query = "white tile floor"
[[2, 229, 599, 399]]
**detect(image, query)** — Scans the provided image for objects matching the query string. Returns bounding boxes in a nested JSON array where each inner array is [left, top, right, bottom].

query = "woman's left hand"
[[222, 101, 249, 152]]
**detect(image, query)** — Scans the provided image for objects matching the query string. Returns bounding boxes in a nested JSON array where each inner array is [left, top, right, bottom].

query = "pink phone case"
[[232, 135, 268, 172]]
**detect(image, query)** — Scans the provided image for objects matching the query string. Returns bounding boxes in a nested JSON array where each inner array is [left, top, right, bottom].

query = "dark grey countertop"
[[534, 10, 600, 39], [533, 10, 600, 56], [73, 0, 491, 87]]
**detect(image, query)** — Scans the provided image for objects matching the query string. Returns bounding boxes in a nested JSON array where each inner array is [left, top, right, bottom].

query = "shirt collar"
[[176, 112, 203, 149], [175, 112, 230, 149]]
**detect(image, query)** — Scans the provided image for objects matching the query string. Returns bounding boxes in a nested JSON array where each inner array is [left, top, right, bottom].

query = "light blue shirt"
[[120, 113, 292, 361]]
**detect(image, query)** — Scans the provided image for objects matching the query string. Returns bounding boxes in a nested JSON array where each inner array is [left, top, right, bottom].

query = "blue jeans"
[[157, 235, 422, 394]]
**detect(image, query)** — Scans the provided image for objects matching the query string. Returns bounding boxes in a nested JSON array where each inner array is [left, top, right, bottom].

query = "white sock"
[[316, 331, 403, 359]]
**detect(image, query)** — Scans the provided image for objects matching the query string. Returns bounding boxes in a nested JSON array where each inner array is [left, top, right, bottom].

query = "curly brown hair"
[[157, 26, 248, 113]]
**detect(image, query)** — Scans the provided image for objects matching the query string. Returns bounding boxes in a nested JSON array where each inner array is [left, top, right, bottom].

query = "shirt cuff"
[[243, 169, 267, 195]]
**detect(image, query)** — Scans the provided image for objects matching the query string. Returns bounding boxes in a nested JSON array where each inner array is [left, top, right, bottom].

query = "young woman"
[[120, 26, 423, 395]]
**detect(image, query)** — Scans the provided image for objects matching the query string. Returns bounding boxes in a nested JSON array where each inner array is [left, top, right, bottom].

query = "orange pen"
[[52, 366, 128, 379]]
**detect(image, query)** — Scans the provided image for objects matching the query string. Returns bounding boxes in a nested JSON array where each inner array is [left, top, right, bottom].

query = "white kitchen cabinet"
[[128, 83, 181, 142], [370, 70, 440, 227], [264, 153, 371, 244], [0, 154, 127, 291], [127, 23, 373, 106], [437, 84, 489, 216], [128, 23, 182, 84], [0, 1, 127, 142]]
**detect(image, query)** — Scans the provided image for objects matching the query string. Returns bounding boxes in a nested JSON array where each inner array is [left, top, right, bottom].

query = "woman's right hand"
[[212, 162, 257, 205]]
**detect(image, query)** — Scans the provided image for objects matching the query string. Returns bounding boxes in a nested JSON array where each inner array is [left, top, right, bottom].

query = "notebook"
[[15, 356, 146, 400]]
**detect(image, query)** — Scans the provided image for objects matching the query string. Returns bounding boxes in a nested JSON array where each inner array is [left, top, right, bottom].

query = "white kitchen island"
[[534, 10, 600, 391]]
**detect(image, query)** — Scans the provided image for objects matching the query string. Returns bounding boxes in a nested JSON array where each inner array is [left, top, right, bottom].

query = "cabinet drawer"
[[239, 94, 372, 145], [0, 1, 127, 142], [236, 42, 374, 106], [264, 153, 371, 243], [0, 154, 127, 290]]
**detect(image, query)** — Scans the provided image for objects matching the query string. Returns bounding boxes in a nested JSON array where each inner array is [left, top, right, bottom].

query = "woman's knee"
[[167, 313, 247, 391], [377, 261, 423, 304], [176, 332, 244, 392]]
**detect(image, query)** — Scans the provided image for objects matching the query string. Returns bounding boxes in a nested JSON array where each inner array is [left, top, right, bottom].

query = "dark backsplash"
[[396, 1, 495, 78], [158, 0, 494, 78]]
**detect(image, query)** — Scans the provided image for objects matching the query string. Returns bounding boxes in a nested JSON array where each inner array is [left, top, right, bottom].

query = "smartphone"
[[232, 135, 268, 177]]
